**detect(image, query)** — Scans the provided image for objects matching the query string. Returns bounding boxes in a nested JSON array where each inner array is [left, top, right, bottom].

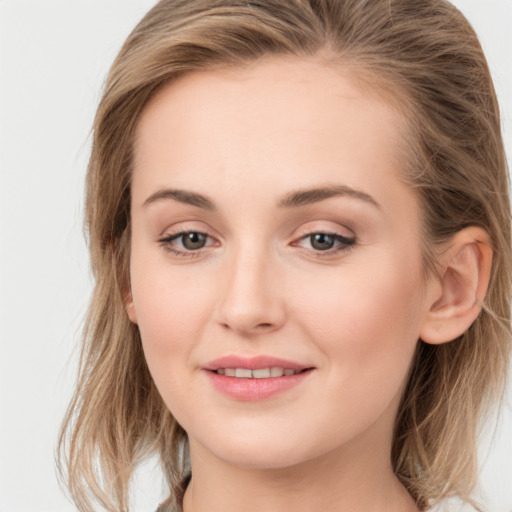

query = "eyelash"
[[294, 230, 356, 256], [158, 230, 356, 259]]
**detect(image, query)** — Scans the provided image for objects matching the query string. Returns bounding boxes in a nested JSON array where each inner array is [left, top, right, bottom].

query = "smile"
[[215, 367, 303, 378], [203, 356, 314, 400]]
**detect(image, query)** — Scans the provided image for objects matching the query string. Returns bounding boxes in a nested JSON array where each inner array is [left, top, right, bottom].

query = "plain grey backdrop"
[[0, 1, 511, 511]]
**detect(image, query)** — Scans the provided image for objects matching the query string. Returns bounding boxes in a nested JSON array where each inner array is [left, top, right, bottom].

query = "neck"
[[182, 426, 418, 512]]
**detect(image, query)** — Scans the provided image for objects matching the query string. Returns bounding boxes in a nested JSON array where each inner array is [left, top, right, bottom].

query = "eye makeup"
[[158, 228, 357, 260]]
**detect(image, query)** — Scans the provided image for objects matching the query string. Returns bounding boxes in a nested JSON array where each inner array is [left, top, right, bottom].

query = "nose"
[[216, 245, 286, 336]]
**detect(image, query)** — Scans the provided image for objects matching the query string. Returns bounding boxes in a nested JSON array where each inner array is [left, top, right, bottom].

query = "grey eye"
[[309, 233, 336, 250], [181, 232, 207, 250]]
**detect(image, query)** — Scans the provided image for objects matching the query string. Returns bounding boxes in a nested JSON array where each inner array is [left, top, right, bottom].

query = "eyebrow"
[[142, 184, 380, 210], [143, 188, 215, 210], [278, 185, 381, 209]]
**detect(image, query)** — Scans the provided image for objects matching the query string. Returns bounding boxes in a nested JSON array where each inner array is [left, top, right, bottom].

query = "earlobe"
[[420, 227, 492, 345], [125, 291, 138, 324]]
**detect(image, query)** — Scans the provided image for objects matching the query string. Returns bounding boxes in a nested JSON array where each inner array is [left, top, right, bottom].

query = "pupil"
[[311, 233, 334, 250], [183, 232, 206, 250]]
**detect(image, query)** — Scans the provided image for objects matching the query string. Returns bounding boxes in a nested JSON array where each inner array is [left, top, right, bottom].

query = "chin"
[[216, 446, 313, 471], [192, 425, 326, 470]]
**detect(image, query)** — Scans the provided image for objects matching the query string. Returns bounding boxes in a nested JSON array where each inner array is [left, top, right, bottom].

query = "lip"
[[202, 355, 314, 401], [203, 355, 311, 372]]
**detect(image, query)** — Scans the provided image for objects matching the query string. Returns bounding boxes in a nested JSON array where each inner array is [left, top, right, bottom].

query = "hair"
[[58, 1, 512, 511]]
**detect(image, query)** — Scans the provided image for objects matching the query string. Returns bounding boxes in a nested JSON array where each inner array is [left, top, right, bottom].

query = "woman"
[[58, 1, 512, 511]]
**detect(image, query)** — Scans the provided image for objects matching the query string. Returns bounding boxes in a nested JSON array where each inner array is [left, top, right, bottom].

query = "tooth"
[[235, 368, 252, 378], [216, 368, 225, 375], [224, 368, 236, 377], [270, 367, 284, 377], [283, 369, 295, 376], [252, 368, 271, 379]]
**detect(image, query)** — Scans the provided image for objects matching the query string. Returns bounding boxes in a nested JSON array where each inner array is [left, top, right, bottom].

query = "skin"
[[126, 56, 476, 511]]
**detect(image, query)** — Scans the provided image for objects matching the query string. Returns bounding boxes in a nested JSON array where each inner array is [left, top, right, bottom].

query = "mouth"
[[203, 356, 315, 400], [212, 367, 310, 378]]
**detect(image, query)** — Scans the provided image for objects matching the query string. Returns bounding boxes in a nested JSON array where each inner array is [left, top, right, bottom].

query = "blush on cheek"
[[137, 288, 211, 368]]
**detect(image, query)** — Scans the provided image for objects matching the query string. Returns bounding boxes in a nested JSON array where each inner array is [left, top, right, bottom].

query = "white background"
[[0, 1, 511, 511]]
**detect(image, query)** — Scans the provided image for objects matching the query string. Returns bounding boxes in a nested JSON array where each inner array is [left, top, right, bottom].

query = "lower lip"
[[205, 370, 313, 401]]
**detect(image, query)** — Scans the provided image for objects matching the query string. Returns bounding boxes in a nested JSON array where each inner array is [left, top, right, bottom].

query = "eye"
[[159, 230, 215, 256], [295, 231, 356, 254], [178, 232, 208, 250], [309, 233, 338, 251]]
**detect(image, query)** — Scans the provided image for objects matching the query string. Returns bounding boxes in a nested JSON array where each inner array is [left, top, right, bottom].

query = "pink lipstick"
[[203, 355, 314, 401]]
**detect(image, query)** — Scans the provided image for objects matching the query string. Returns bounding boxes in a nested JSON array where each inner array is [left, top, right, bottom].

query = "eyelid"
[[297, 226, 355, 239], [157, 218, 223, 240], [293, 221, 356, 241]]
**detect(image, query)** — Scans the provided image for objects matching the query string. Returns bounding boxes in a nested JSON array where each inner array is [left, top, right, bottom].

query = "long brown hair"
[[58, 1, 512, 510]]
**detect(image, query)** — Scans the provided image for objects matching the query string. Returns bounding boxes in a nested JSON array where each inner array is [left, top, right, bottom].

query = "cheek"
[[292, 267, 423, 439], [295, 258, 424, 383], [130, 259, 214, 370], [131, 272, 215, 417]]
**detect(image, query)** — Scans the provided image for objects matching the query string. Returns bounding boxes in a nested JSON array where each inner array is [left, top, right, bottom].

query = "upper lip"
[[203, 355, 313, 371]]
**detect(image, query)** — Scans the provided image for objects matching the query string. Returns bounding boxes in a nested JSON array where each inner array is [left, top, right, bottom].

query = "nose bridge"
[[217, 238, 284, 334]]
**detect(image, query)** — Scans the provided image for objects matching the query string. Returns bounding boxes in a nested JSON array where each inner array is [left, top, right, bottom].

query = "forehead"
[[132, 56, 411, 213], [135, 56, 408, 145]]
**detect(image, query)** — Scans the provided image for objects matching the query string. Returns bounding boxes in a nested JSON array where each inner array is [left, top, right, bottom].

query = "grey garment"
[[155, 496, 183, 512], [155, 475, 190, 512], [155, 503, 180, 512]]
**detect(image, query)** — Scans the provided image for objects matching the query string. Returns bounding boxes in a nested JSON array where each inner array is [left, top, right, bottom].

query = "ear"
[[125, 290, 138, 324], [420, 226, 492, 345]]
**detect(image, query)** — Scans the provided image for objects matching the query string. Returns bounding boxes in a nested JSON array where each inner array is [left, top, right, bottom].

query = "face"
[[128, 57, 433, 470]]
